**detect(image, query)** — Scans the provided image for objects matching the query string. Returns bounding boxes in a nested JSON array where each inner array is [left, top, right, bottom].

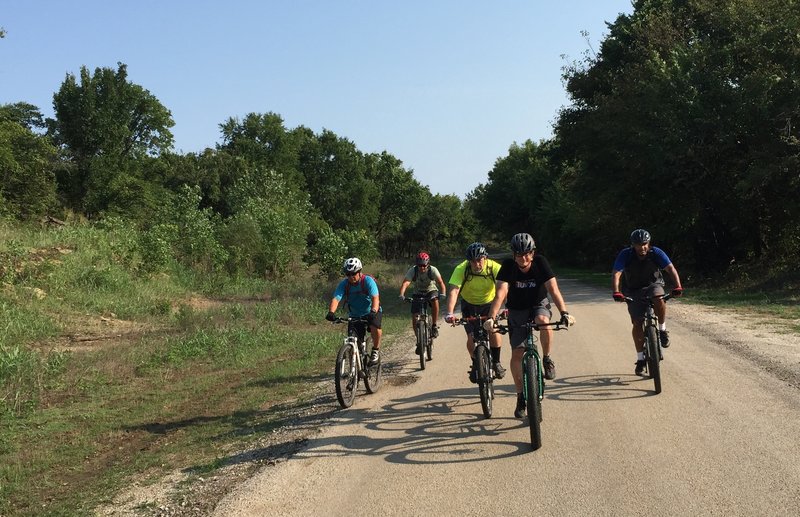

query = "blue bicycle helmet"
[[465, 242, 488, 260]]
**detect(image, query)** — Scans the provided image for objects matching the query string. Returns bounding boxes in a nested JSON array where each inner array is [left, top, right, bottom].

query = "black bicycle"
[[331, 316, 382, 408], [495, 319, 567, 450], [624, 293, 671, 394], [452, 315, 497, 418], [404, 293, 437, 370]]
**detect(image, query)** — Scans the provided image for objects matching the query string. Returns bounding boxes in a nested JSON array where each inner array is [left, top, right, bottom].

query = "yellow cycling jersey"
[[448, 259, 501, 305]]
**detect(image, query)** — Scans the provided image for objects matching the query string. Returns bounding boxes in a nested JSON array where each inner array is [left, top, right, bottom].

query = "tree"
[[218, 112, 302, 185], [297, 129, 377, 231], [0, 108, 58, 219], [49, 62, 174, 210], [555, 0, 800, 272]]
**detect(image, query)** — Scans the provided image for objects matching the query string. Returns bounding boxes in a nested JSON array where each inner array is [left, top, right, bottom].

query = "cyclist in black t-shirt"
[[484, 233, 575, 418]]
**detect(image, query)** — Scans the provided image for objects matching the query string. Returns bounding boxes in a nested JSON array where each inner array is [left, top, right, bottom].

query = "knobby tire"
[[426, 317, 433, 361], [524, 355, 543, 450], [363, 336, 382, 394], [417, 320, 427, 370], [645, 325, 662, 394], [477, 345, 493, 418], [335, 341, 358, 408]]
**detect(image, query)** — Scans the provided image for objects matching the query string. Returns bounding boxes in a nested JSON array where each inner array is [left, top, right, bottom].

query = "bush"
[[305, 227, 347, 279]]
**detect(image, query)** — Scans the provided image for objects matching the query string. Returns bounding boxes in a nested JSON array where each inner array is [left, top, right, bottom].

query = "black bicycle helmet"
[[630, 229, 651, 244], [510, 233, 536, 254], [465, 242, 488, 260]]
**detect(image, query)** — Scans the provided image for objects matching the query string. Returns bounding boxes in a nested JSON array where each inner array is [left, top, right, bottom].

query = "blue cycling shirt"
[[333, 275, 380, 317]]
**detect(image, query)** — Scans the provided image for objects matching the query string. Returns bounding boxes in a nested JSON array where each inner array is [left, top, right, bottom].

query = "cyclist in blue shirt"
[[326, 257, 383, 365], [612, 229, 683, 375]]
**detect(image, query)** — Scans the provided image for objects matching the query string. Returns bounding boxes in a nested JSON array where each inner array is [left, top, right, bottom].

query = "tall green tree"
[[49, 62, 174, 211], [218, 112, 302, 185], [555, 0, 800, 272], [297, 129, 377, 231]]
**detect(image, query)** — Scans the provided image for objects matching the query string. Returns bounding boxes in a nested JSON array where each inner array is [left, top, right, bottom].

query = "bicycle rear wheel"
[[426, 319, 433, 361], [416, 320, 427, 370], [524, 355, 543, 450], [363, 336, 383, 394], [645, 326, 662, 394], [476, 345, 493, 418], [335, 341, 358, 408]]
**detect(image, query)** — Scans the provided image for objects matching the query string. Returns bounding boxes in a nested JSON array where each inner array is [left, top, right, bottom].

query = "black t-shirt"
[[496, 255, 555, 309]]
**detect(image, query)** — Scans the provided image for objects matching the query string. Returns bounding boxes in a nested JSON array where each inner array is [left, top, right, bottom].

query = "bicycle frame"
[[406, 294, 435, 368], [495, 318, 565, 450], [332, 316, 378, 408], [451, 314, 495, 417], [623, 293, 671, 394]]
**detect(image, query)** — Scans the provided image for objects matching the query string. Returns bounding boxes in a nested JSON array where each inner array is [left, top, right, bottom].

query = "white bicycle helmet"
[[342, 257, 363, 274]]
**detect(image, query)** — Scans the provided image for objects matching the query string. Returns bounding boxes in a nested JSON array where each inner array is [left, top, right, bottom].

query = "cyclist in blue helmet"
[[612, 229, 684, 375]]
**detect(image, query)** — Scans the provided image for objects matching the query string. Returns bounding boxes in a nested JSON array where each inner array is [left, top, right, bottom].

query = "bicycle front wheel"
[[416, 320, 427, 370], [426, 319, 433, 361], [363, 336, 383, 394], [524, 355, 542, 450], [335, 341, 358, 408], [645, 326, 662, 394], [477, 345, 493, 418]]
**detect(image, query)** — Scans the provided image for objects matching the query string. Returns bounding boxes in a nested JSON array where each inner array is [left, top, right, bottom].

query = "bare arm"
[[328, 298, 340, 313], [398, 279, 411, 297], [436, 276, 447, 295], [488, 281, 509, 319], [611, 270, 623, 292], [445, 285, 460, 314], [664, 264, 682, 289], [545, 278, 568, 313]]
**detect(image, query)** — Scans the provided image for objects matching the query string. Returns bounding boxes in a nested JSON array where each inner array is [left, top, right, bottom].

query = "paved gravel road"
[[214, 279, 800, 516]]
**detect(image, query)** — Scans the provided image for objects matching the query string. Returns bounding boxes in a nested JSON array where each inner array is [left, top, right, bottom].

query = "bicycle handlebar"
[[449, 311, 507, 326], [331, 316, 371, 324], [493, 321, 568, 334], [622, 293, 672, 304]]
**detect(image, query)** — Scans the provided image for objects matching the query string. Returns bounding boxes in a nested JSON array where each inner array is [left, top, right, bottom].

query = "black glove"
[[367, 309, 378, 324], [325, 311, 336, 322], [559, 311, 575, 327]]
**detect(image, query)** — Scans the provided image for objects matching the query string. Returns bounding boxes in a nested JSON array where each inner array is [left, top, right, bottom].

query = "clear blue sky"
[[1, 1, 633, 198]]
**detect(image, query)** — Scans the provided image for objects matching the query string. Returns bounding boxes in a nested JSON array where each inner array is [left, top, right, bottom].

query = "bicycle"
[[404, 293, 438, 370], [623, 293, 672, 394], [331, 316, 383, 408], [451, 314, 499, 418], [495, 319, 567, 450]]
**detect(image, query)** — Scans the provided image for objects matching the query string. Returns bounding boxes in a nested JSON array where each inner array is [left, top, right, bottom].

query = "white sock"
[[637, 352, 645, 361], [658, 322, 666, 331]]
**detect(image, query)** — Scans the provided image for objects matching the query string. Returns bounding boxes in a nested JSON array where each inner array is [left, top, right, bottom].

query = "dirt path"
[[100, 279, 800, 515], [211, 279, 800, 516]]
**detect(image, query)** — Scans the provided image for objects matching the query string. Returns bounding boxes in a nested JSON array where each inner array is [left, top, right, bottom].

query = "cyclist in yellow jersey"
[[444, 242, 506, 382]]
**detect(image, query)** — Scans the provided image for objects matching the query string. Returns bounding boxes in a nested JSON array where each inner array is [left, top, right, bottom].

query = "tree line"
[[470, 0, 800, 279], [3, 0, 799, 281], [0, 63, 476, 278]]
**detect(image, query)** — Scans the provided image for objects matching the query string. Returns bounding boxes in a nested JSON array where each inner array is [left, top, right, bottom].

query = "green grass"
[[3, 220, 795, 515], [0, 221, 412, 515]]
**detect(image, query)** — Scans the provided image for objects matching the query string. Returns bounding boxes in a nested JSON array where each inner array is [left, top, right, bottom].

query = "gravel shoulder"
[[98, 296, 800, 516]]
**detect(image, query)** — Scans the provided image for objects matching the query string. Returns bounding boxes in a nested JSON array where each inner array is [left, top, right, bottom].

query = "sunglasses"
[[345, 271, 359, 277]]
